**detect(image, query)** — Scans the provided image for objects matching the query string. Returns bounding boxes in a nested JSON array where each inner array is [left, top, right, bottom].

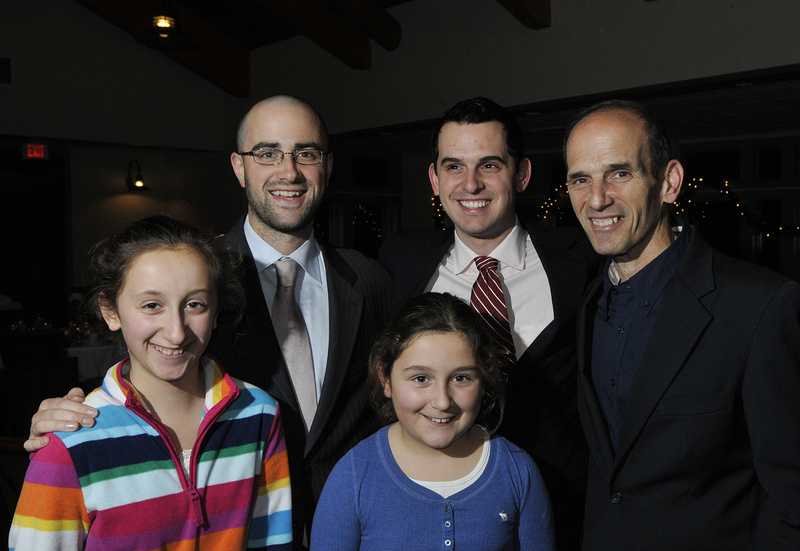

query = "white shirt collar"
[[607, 262, 622, 285], [242, 214, 324, 284], [450, 219, 527, 274]]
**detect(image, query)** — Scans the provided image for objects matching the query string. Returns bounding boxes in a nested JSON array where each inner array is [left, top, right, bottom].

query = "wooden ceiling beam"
[[268, 0, 373, 69], [166, 2, 251, 97], [495, 0, 551, 29], [329, 0, 402, 51], [72, 0, 251, 97]]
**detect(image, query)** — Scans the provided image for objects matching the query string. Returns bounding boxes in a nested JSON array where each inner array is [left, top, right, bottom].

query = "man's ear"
[[231, 152, 246, 190], [516, 158, 532, 193], [662, 160, 684, 204], [429, 163, 440, 196], [99, 295, 121, 332]]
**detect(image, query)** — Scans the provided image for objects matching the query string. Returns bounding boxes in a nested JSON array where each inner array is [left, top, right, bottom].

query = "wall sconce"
[[126, 159, 150, 191]]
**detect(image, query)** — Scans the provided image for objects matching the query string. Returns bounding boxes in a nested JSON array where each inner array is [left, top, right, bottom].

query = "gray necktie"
[[273, 258, 316, 431]]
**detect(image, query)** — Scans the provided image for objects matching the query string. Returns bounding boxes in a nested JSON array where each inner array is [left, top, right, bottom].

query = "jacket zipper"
[[122, 373, 240, 528]]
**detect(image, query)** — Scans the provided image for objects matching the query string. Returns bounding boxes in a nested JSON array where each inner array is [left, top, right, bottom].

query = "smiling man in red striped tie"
[[379, 97, 599, 551]]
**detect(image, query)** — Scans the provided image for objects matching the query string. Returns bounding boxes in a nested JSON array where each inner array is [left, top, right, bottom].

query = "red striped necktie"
[[470, 256, 516, 368]]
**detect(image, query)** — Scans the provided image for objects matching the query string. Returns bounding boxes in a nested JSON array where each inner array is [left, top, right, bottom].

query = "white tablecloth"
[[66, 345, 116, 381]]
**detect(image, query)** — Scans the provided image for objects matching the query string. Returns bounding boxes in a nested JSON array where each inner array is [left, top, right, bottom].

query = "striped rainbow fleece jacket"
[[10, 357, 293, 550]]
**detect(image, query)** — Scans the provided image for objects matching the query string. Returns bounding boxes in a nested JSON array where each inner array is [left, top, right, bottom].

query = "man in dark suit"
[[26, 96, 391, 549], [380, 97, 597, 551], [218, 96, 390, 546], [564, 99, 800, 550]]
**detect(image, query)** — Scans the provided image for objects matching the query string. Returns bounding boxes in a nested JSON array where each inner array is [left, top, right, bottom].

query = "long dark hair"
[[81, 215, 245, 344]]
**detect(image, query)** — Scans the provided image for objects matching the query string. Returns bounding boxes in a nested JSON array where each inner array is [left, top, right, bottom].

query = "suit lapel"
[[394, 232, 454, 311], [305, 245, 363, 452], [613, 233, 716, 472], [521, 224, 594, 364], [577, 276, 617, 476]]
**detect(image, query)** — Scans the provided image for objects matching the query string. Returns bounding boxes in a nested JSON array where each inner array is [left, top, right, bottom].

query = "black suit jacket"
[[379, 222, 599, 551], [577, 230, 800, 550], [209, 218, 391, 546]]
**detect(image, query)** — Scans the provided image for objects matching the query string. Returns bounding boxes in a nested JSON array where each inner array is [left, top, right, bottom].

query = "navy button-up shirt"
[[591, 225, 691, 451]]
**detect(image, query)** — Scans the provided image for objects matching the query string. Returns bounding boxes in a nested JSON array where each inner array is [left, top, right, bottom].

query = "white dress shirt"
[[427, 221, 554, 358], [244, 215, 330, 399]]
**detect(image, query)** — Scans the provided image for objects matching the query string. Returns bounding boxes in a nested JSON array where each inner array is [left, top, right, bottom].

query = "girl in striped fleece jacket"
[[10, 215, 292, 550]]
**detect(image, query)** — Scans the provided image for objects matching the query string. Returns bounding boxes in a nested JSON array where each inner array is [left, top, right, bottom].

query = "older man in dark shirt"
[[564, 99, 800, 550]]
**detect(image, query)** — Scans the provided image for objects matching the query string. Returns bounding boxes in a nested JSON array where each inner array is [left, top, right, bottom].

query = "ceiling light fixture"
[[138, 1, 195, 50], [153, 6, 176, 38]]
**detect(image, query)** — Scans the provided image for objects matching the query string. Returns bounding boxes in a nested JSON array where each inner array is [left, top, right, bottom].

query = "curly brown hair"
[[368, 292, 506, 435]]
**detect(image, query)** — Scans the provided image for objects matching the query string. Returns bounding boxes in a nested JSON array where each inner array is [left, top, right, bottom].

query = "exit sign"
[[24, 143, 48, 160]]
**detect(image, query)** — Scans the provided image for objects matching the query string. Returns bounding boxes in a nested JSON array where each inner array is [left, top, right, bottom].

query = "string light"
[[431, 196, 448, 230], [352, 203, 383, 240], [672, 177, 797, 237], [529, 182, 573, 224]]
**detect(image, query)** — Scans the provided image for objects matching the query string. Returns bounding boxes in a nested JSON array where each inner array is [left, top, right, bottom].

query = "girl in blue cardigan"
[[311, 292, 555, 550]]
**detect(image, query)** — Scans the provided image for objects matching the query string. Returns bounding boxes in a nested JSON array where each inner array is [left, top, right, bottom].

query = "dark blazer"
[[577, 230, 800, 550], [209, 218, 391, 547], [379, 222, 599, 551]]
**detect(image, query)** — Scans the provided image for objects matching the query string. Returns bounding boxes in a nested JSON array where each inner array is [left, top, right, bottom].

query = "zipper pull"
[[189, 487, 206, 527]]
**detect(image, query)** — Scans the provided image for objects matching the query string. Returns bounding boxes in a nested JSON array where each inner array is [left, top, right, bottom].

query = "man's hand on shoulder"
[[24, 388, 98, 452]]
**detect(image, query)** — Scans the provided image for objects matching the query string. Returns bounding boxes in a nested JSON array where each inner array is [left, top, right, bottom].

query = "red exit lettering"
[[25, 144, 48, 159]]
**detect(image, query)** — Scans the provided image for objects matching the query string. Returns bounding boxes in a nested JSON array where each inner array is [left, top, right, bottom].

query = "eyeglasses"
[[239, 147, 326, 166]]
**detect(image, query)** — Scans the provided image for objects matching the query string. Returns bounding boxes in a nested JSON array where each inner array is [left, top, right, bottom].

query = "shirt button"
[[617, 327, 624, 334], [611, 492, 623, 504], [445, 521, 451, 528], [445, 540, 452, 547], [444, 505, 449, 512]]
